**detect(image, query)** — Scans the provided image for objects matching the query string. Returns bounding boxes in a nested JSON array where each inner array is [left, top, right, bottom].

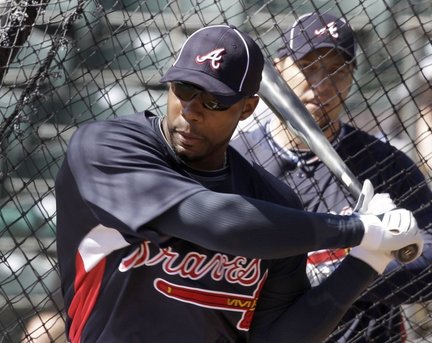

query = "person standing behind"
[[231, 12, 432, 342], [55, 24, 423, 343]]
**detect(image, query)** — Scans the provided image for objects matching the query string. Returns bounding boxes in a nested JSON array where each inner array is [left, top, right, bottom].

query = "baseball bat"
[[258, 58, 418, 263]]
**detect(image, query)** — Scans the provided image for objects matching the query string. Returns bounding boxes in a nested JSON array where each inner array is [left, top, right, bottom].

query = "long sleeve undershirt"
[[149, 190, 365, 259]]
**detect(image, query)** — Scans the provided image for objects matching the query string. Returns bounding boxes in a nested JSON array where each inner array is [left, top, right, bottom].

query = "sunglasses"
[[171, 82, 231, 111]]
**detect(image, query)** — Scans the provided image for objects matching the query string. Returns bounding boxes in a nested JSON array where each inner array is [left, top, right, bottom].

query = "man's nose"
[[308, 68, 333, 88], [181, 95, 205, 121], [308, 71, 338, 98]]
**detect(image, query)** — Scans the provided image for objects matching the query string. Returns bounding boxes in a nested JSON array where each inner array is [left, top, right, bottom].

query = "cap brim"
[[160, 66, 244, 106], [292, 43, 354, 62]]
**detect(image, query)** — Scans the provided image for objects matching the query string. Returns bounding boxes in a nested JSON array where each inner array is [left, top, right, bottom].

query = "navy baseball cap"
[[160, 25, 264, 106], [277, 12, 356, 64]]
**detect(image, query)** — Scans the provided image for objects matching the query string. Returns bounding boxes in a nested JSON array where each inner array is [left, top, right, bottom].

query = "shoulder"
[[71, 111, 157, 141], [66, 112, 169, 173], [341, 125, 431, 206], [339, 124, 406, 160], [229, 147, 303, 210], [69, 112, 160, 153], [340, 124, 386, 147], [339, 124, 419, 176]]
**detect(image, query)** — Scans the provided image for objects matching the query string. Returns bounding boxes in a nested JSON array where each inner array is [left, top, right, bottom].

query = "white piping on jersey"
[[78, 224, 130, 272]]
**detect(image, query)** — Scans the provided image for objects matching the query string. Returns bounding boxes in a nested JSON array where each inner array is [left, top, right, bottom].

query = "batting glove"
[[351, 180, 424, 273], [359, 209, 423, 254], [350, 245, 392, 274], [353, 179, 396, 215]]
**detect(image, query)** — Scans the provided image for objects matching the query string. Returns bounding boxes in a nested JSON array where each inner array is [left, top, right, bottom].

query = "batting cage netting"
[[0, 0, 431, 342]]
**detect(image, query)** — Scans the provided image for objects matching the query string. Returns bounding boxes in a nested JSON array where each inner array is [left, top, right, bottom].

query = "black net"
[[0, 0, 431, 342]]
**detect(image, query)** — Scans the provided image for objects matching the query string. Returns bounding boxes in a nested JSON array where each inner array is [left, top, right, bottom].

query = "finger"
[[353, 179, 374, 213]]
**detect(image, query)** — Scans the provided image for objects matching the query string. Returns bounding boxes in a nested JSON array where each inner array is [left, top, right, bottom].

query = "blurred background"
[[0, 0, 431, 342]]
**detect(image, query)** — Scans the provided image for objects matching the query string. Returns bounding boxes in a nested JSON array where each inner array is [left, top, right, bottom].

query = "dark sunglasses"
[[171, 81, 231, 111]]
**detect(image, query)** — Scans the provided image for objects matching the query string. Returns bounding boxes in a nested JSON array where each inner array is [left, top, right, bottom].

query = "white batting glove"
[[350, 245, 392, 274], [359, 209, 423, 254], [353, 179, 396, 215], [353, 210, 423, 273], [351, 180, 424, 273]]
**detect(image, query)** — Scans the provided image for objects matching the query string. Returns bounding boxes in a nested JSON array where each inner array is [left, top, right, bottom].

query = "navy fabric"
[[232, 110, 432, 343], [160, 25, 264, 105], [57, 111, 376, 342], [277, 12, 356, 64]]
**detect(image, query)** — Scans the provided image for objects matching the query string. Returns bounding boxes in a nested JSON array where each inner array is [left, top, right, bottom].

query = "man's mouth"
[[304, 102, 322, 112], [175, 130, 202, 146]]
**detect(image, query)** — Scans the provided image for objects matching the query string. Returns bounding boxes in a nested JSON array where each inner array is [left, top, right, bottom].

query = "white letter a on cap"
[[196, 48, 225, 69]]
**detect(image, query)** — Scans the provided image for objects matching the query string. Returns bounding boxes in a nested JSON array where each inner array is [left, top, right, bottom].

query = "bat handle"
[[392, 244, 419, 263]]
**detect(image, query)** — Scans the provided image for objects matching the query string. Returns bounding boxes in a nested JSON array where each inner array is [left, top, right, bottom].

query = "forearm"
[[149, 190, 364, 259], [250, 256, 377, 343]]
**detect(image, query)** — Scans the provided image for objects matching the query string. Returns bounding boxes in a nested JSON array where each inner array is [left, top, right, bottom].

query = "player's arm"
[[65, 119, 363, 258], [148, 190, 365, 259], [241, 182, 420, 342], [249, 255, 376, 343], [65, 119, 422, 261]]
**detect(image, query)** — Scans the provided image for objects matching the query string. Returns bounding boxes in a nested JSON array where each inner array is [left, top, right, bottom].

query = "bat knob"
[[393, 244, 419, 263]]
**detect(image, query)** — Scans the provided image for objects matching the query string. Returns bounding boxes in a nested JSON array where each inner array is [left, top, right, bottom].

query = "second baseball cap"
[[160, 25, 264, 106], [277, 12, 356, 63]]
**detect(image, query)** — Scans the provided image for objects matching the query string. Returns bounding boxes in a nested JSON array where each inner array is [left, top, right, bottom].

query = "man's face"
[[164, 83, 258, 170], [276, 48, 354, 130]]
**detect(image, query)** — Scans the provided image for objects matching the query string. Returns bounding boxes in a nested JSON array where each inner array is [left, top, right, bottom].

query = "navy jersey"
[[231, 105, 432, 342], [56, 111, 377, 343]]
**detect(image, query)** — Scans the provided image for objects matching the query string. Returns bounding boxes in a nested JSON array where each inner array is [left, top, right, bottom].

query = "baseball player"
[[56, 24, 423, 343], [231, 13, 432, 342]]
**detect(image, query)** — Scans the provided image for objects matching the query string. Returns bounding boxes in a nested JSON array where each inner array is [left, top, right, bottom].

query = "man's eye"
[[206, 101, 218, 109], [301, 63, 319, 72]]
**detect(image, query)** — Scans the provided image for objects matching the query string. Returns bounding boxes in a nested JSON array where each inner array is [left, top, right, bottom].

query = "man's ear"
[[239, 95, 259, 120]]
